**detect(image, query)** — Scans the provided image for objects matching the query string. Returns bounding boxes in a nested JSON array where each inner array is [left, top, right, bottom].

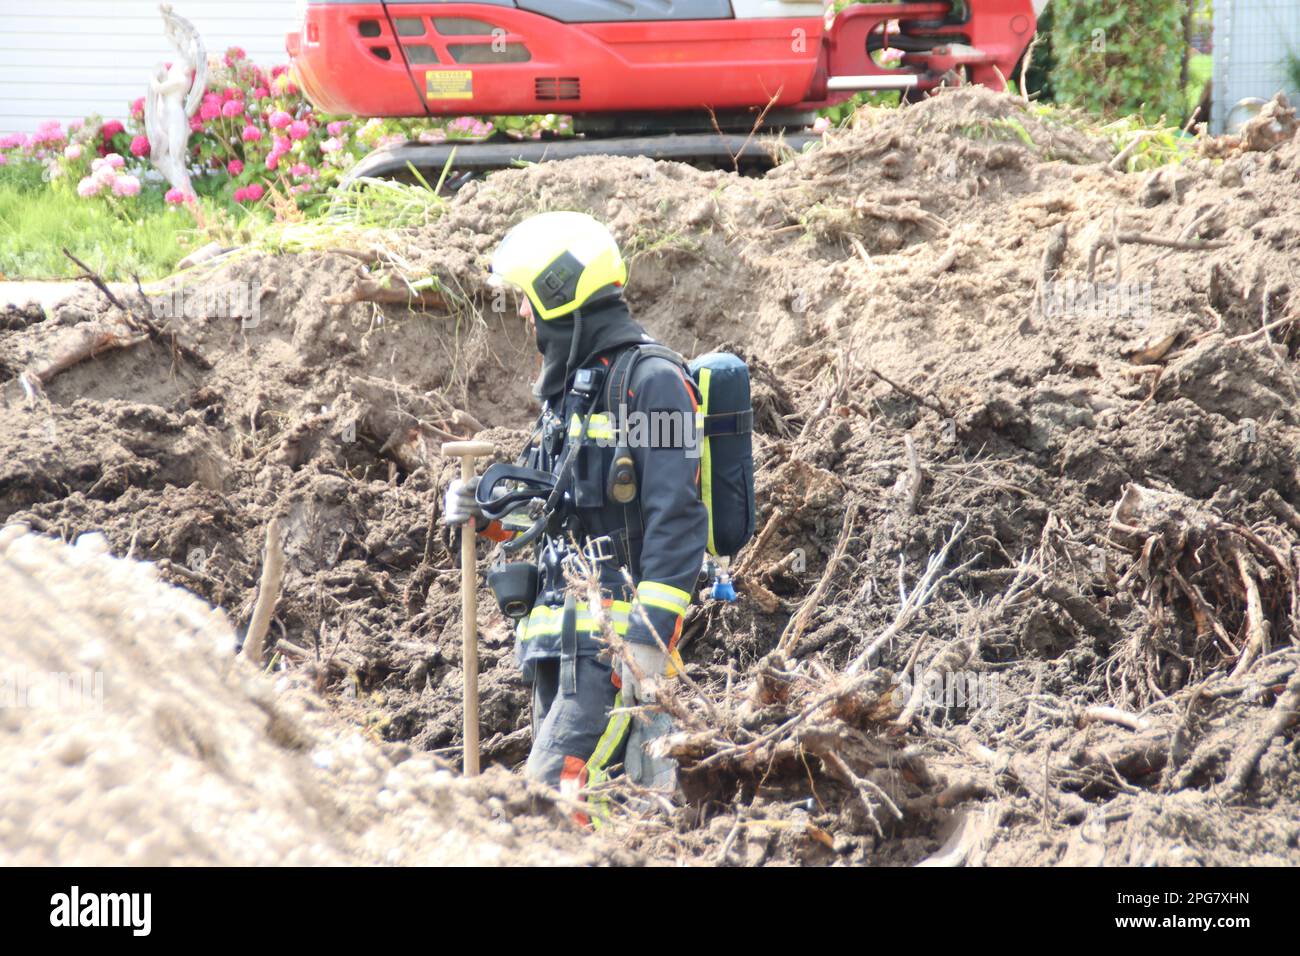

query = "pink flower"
[[129, 134, 151, 157], [0, 133, 24, 149], [103, 152, 125, 169], [33, 119, 65, 145], [233, 186, 248, 202], [265, 153, 280, 171], [252, 86, 269, 100], [288, 119, 310, 141], [32, 126, 66, 148], [812, 116, 831, 133], [200, 100, 221, 121], [268, 110, 292, 129], [241, 125, 263, 142], [326, 121, 349, 137], [270, 135, 291, 157], [222, 100, 245, 118], [290, 162, 312, 177], [238, 182, 265, 203], [77, 176, 101, 197], [130, 97, 145, 119], [271, 65, 288, 78], [64, 143, 83, 160], [112, 174, 141, 197], [164, 187, 192, 205], [320, 137, 343, 154], [227, 159, 244, 175], [190, 115, 205, 132], [101, 120, 124, 139]]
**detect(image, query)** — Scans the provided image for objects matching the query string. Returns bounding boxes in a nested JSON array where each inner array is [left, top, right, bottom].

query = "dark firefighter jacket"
[[482, 306, 708, 677]]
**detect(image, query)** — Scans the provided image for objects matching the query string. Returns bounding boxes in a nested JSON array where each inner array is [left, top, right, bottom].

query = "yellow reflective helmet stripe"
[[558, 245, 625, 322]]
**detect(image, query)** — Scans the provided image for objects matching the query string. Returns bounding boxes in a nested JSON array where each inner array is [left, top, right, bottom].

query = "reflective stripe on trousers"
[[586, 691, 632, 829]]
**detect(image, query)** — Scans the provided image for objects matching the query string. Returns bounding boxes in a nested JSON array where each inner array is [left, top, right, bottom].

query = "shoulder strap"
[[603, 343, 695, 415]]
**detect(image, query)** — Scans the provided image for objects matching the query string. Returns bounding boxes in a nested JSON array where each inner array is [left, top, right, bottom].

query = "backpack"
[[604, 345, 756, 559]]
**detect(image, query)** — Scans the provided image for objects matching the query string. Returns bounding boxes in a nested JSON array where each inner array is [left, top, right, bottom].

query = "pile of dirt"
[[3, 86, 1300, 865], [0, 524, 623, 865]]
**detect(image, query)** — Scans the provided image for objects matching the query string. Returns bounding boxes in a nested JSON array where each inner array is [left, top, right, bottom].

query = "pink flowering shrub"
[[1, 44, 575, 216]]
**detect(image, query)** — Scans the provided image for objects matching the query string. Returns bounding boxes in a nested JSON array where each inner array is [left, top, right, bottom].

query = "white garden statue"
[[144, 4, 208, 197]]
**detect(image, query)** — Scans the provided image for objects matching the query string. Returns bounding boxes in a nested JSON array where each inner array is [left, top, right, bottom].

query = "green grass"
[[1186, 52, 1213, 118], [246, 161, 449, 268], [956, 116, 1037, 147], [0, 163, 208, 280], [1097, 113, 1198, 172], [0, 154, 454, 283]]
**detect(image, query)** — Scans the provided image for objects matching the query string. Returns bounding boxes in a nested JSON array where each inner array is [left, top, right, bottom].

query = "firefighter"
[[443, 212, 708, 812]]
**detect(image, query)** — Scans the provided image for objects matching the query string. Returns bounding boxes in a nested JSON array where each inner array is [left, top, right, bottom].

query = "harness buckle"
[[583, 535, 616, 566]]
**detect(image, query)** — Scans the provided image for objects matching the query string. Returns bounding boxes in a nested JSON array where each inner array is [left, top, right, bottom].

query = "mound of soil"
[[0, 524, 621, 865], [3, 87, 1299, 865]]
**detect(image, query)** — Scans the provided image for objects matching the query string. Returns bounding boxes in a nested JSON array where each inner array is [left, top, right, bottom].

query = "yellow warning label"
[[426, 70, 473, 100]]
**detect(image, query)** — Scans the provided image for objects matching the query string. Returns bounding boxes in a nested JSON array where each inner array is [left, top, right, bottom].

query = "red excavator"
[[287, 0, 1043, 176]]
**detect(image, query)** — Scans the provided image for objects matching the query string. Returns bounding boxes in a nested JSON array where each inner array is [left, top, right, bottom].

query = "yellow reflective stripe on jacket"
[[568, 412, 614, 441], [516, 599, 632, 642], [697, 366, 716, 555], [636, 580, 691, 616]]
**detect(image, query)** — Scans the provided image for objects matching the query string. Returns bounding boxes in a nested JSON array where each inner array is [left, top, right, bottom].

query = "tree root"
[[1108, 482, 1297, 700]]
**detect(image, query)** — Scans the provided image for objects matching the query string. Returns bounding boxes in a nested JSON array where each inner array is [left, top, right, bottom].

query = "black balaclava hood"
[[533, 291, 651, 403]]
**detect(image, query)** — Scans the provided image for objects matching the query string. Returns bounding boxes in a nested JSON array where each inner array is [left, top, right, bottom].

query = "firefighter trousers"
[[524, 655, 626, 790]]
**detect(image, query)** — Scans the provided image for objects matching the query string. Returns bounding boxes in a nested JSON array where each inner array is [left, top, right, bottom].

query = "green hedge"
[[1050, 0, 1187, 123]]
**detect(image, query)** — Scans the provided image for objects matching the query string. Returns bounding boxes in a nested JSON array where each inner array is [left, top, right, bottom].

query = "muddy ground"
[[3, 87, 1300, 865]]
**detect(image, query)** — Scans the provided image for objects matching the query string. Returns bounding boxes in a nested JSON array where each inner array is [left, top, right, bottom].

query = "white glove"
[[442, 476, 483, 528], [619, 641, 667, 704], [626, 711, 677, 791]]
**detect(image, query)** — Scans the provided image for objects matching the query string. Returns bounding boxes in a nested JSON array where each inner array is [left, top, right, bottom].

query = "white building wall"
[[0, 0, 301, 134], [1212, 0, 1300, 133]]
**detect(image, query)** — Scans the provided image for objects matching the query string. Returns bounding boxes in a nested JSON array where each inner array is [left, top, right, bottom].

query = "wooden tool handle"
[[441, 439, 495, 777], [441, 440, 495, 460]]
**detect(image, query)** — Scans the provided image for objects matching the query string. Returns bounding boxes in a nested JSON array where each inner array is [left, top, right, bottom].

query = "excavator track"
[[342, 130, 820, 184]]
